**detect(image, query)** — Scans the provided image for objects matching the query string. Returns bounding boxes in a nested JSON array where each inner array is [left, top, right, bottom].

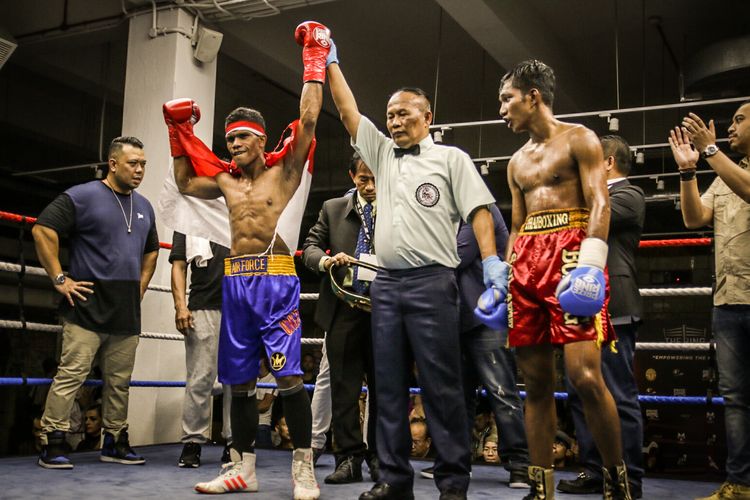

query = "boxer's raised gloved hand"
[[474, 287, 508, 331], [482, 255, 509, 295], [163, 98, 201, 158], [555, 237, 608, 317], [294, 21, 332, 84]]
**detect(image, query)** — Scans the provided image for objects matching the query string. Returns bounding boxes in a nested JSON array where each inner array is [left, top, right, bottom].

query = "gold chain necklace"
[[104, 180, 133, 233]]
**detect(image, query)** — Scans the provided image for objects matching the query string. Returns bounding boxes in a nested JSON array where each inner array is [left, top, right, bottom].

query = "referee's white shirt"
[[352, 116, 495, 269]]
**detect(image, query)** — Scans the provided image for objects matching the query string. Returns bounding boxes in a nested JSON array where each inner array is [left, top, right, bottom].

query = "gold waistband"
[[224, 254, 296, 276], [519, 208, 589, 235]]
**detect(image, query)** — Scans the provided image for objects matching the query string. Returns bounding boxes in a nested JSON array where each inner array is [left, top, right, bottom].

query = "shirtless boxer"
[[163, 21, 332, 500], [499, 60, 631, 500]]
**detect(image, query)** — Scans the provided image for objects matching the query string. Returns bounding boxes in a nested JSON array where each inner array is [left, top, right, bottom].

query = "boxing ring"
[[0, 209, 726, 498]]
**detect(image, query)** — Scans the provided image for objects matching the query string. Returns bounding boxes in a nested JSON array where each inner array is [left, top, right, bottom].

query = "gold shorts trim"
[[224, 254, 296, 276]]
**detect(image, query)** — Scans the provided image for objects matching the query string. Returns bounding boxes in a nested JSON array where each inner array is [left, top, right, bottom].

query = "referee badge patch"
[[270, 352, 287, 371], [415, 183, 440, 207]]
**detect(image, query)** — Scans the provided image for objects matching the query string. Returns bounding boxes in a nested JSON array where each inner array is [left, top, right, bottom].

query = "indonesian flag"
[[157, 120, 316, 253]]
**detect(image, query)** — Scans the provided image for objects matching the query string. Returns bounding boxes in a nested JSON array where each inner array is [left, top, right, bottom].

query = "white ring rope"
[[0, 320, 708, 350], [0, 260, 709, 299], [0, 319, 326, 344], [1, 260, 320, 299]]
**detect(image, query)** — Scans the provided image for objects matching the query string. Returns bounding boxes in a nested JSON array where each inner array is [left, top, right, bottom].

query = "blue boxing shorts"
[[218, 254, 303, 385]]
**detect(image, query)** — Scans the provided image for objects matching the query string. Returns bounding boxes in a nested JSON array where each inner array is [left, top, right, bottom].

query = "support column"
[[121, 7, 218, 446]]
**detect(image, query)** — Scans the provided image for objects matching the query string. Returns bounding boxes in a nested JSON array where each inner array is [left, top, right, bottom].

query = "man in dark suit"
[[558, 135, 645, 498], [302, 152, 379, 485]]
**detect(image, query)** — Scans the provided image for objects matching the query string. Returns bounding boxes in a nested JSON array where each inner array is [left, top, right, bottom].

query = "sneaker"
[[292, 448, 320, 500], [420, 466, 434, 479], [38, 431, 73, 469], [100, 431, 145, 465], [557, 471, 602, 494], [178, 442, 201, 468], [509, 468, 531, 489], [221, 444, 231, 464], [325, 455, 363, 484], [195, 450, 258, 494], [695, 482, 750, 500]]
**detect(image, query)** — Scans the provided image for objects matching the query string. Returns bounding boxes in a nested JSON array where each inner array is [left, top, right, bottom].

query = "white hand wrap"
[[578, 237, 608, 270]]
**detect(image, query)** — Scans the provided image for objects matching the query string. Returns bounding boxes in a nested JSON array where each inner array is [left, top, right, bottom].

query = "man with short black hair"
[[500, 60, 631, 499], [34, 135, 158, 469], [303, 152, 379, 485], [669, 103, 750, 500]]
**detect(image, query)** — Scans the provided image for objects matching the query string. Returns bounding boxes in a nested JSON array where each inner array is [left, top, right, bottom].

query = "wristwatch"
[[54, 273, 66, 285], [701, 144, 719, 159]]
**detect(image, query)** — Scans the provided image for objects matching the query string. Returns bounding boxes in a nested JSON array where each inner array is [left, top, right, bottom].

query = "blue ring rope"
[[0, 378, 723, 405]]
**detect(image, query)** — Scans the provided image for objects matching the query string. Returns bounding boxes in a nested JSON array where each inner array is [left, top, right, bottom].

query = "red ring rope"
[[0, 209, 711, 253]]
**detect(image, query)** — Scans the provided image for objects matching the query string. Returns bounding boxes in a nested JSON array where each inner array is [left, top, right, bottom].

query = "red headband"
[[225, 120, 266, 138]]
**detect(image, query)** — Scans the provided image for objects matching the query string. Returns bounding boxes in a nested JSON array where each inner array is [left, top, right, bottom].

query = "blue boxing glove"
[[556, 237, 608, 317], [481, 255, 509, 296], [326, 38, 338, 67], [474, 287, 508, 331]]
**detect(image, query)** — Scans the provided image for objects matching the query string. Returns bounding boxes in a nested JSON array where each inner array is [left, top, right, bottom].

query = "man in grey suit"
[[302, 152, 379, 485], [558, 135, 645, 498]]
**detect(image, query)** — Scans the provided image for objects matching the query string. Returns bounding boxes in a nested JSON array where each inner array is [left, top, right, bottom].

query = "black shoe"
[[439, 488, 467, 500], [557, 471, 602, 494], [325, 455, 363, 484], [100, 431, 145, 465], [178, 442, 201, 468], [509, 468, 531, 489], [420, 466, 434, 479], [365, 454, 381, 482], [221, 444, 231, 464], [359, 482, 415, 500], [312, 447, 325, 466], [38, 431, 73, 469]]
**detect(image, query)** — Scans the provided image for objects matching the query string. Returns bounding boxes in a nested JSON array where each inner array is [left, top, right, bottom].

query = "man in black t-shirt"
[[169, 231, 231, 467], [33, 136, 159, 469]]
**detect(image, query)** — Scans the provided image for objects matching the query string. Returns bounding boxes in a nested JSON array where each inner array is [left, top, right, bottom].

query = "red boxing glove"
[[294, 21, 331, 84], [163, 98, 201, 157]]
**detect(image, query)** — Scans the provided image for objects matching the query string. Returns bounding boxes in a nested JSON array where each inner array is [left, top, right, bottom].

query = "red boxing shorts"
[[218, 254, 303, 385], [507, 208, 614, 348]]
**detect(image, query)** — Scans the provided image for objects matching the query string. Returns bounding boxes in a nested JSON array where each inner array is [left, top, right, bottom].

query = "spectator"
[[483, 438, 501, 465], [410, 418, 432, 459], [275, 416, 294, 450], [76, 405, 103, 451]]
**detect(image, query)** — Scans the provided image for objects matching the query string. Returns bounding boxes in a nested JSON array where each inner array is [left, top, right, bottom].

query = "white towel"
[[186, 235, 213, 268]]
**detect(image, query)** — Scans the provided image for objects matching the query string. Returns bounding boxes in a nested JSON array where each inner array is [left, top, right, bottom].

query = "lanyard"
[[354, 194, 376, 251]]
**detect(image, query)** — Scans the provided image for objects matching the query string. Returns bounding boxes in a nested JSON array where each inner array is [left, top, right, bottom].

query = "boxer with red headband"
[[162, 20, 334, 500]]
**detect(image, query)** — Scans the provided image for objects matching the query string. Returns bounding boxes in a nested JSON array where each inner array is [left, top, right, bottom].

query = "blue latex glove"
[[326, 38, 338, 67], [474, 287, 508, 331], [481, 255, 509, 295]]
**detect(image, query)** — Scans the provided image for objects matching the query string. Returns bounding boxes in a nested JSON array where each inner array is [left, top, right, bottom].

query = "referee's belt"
[[224, 254, 296, 276], [520, 208, 589, 235]]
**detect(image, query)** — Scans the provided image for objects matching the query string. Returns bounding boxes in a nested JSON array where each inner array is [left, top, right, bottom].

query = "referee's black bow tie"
[[393, 144, 420, 157]]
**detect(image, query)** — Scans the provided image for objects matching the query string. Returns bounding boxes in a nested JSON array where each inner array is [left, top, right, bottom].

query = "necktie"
[[393, 144, 420, 158], [353, 202, 374, 295]]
